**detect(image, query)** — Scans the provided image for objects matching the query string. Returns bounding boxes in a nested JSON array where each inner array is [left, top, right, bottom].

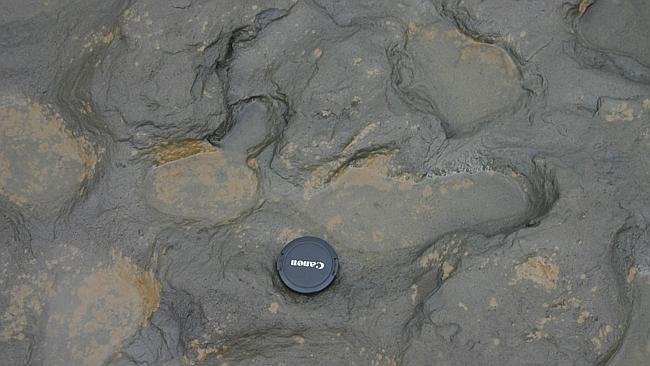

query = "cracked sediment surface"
[[1, 0, 649, 365]]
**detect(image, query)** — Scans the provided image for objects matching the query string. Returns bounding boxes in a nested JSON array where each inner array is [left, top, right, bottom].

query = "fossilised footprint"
[[295, 154, 534, 251], [144, 140, 258, 222], [35, 253, 160, 366], [399, 22, 524, 136], [608, 273, 650, 365], [577, 0, 650, 68], [0, 95, 97, 209]]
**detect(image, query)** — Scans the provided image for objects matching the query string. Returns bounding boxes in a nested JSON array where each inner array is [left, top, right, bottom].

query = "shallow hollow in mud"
[[143, 141, 259, 222], [291, 156, 535, 251], [0, 95, 97, 209]]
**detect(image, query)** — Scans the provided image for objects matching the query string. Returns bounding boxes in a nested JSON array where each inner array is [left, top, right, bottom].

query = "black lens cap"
[[276, 236, 339, 294]]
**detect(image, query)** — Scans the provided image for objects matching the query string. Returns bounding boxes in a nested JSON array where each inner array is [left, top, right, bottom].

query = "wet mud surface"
[[0, 0, 649, 365]]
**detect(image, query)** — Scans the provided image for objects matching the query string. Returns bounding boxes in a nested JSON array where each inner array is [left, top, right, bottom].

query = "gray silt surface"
[[1, 0, 650, 365]]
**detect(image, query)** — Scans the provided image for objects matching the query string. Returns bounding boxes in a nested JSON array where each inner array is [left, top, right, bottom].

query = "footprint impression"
[[0, 95, 97, 211]]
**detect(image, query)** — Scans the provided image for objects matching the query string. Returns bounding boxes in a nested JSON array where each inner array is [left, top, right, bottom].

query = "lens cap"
[[276, 236, 339, 294]]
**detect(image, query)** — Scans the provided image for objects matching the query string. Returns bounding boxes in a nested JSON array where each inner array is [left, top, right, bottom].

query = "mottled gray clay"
[[1, 0, 649, 365]]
